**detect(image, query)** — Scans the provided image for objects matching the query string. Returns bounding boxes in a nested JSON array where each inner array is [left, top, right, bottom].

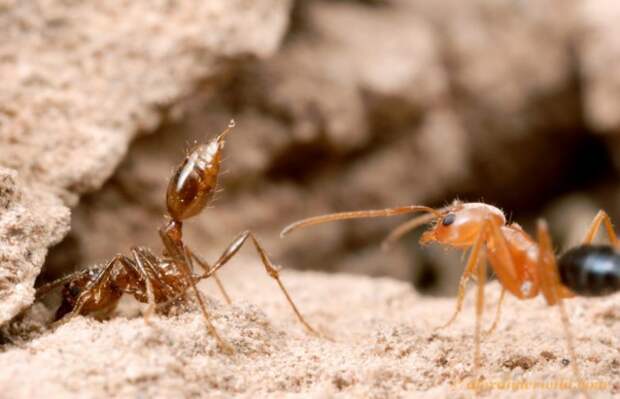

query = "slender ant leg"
[[536, 220, 585, 395], [181, 247, 233, 353], [474, 247, 487, 386], [476, 219, 529, 338], [200, 230, 320, 337], [133, 246, 190, 302], [187, 248, 232, 304], [132, 247, 173, 289], [582, 210, 618, 246], [485, 220, 523, 295], [436, 225, 486, 330], [483, 287, 506, 336], [131, 249, 157, 322]]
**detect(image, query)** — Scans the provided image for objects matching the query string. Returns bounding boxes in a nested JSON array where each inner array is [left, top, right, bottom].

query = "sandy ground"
[[1, 257, 618, 398]]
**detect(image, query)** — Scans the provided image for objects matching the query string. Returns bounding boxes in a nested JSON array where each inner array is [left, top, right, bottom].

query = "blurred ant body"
[[37, 121, 318, 353], [282, 200, 620, 386]]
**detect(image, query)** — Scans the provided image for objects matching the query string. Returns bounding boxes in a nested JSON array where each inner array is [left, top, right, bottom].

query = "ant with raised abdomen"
[[36, 120, 319, 353], [281, 200, 620, 389]]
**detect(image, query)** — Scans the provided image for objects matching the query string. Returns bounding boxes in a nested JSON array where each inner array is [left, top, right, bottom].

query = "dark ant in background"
[[282, 200, 620, 391], [36, 120, 318, 353]]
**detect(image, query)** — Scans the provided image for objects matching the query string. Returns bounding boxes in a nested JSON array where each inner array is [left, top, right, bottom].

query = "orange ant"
[[36, 120, 318, 353], [281, 200, 620, 387]]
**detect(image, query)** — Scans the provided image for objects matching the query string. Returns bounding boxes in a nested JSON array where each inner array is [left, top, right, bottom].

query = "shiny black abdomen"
[[558, 245, 620, 297]]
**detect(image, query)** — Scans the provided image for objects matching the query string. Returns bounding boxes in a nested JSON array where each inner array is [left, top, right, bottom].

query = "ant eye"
[[442, 213, 456, 226]]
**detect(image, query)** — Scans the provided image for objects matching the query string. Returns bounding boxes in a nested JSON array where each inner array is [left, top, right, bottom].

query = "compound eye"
[[442, 213, 456, 226]]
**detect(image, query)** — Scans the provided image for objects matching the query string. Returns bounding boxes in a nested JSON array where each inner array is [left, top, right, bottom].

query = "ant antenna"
[[281, 205, 440, 238], [381, 212, 437, 251], [381, 203, 455, 250]]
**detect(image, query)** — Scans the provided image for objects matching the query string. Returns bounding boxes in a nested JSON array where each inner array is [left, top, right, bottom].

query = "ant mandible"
[[281, 200, 620, 387], [36, 120, 318, 353]]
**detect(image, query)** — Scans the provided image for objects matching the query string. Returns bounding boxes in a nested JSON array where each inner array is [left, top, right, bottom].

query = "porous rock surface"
[[0, 0, 292, 324], [0, 167, 69, 324]]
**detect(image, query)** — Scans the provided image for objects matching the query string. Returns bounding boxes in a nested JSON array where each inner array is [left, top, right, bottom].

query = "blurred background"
[[41, 0, 620, 296]]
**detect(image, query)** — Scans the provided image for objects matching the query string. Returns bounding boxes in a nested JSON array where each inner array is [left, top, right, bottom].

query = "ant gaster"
[[37, 120, 318, 353], [282, 200, 620, 387]]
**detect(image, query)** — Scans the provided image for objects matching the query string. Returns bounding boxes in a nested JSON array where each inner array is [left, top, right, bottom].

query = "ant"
[[36, 120, 318, 353], [281, 200, 620, 389]]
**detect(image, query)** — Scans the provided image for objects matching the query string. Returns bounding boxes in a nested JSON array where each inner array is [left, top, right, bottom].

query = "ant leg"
[[537, 220, 577, 304], [187, 248, 232, 304], [181, 247, 233, 353], [133, 247, 178, 299], [537, 220, 585, 392], [474, 249, 488, 386], [483, 287, 506, 337], [485, 220, 524, 297], [133, 247, 168, 284], [582, 209, 618, 247], [436, 224, 486, 330], [158, 230, 232, 352], [205, 231, 320, 337], [459, 219, 522, 336], [130, 249, 157, 322], [105, 249, 161, 322]]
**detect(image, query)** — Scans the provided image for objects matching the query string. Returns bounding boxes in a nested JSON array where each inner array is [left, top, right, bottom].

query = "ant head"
[[166, 120, 234, 221], [420, 201, 505, 247], [55, 280, 83, 320]]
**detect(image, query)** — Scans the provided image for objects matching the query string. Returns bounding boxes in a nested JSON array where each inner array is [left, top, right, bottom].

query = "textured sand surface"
[[2, 259, 618, 398]]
